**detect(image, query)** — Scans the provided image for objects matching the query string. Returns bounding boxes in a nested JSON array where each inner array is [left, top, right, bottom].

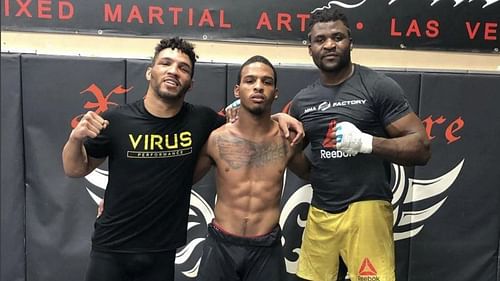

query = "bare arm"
[[372, 112, 431, 166], [193, 138, 215, 184], [334, 112, 430, 166], [62, 138, 105, 177], [287, 143, 311, 180], [62, 111, 107, 177], [271, 112, 305, 147]]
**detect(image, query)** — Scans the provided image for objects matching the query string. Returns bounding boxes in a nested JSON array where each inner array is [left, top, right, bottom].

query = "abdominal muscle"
[[213, 173, 283, 237]]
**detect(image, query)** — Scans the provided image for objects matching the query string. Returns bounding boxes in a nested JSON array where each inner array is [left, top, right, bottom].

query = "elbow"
[[415, 152, 431, 166], [421, 149, 431, 166], [291, 168, 310, 181], [62, 162, 90, 178], [415, 141, 431, 166], [63, 168, 87, 178], [422, 146, 431, 165], [192, 175, 201, 185], [292, 172, 310, 181], [396, 140, 431, 166], [64, 170, 79, 178], [299, 171, 310, 181]]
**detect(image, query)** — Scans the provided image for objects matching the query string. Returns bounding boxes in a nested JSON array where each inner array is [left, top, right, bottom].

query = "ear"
[[308, 44, 313, 56], [145, 67, 152, 81], [274, 88, 279, 99], [234, 85, 240, 98], [350, 39, 353, 51], [187, 79, 194, 92]]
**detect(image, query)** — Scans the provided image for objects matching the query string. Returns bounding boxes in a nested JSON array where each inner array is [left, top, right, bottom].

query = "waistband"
[[208, 222, 281, 247]]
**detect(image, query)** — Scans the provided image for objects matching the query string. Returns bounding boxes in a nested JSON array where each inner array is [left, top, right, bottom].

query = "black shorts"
[[197, 223, 286, 281], [85, 248, 176, 281]]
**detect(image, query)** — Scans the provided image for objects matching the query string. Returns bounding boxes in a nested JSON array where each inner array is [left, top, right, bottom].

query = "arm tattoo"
[[216, 135, 288, 169]]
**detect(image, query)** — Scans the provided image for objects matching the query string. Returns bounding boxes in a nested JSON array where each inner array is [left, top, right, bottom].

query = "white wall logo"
[[391, 160, 464, 241], [84, 159, 464, 277], [313, 0, 498, 12]]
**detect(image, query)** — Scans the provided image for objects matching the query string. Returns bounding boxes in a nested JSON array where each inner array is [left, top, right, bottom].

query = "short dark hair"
[[237, 55, 277, 87], [152, 37, 198, 78], [308, 8, 351, 41]]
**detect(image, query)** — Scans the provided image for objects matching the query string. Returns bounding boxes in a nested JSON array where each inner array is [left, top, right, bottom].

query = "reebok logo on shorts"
[[358, 258, 380, 281]]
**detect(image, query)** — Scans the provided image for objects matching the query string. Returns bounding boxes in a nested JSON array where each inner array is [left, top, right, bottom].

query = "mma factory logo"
[[302, 99, 367, 114], [318, 101, 331, 111]]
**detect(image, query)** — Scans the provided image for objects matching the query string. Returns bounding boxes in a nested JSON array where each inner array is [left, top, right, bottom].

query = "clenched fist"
[[70, 111, 109, 141]]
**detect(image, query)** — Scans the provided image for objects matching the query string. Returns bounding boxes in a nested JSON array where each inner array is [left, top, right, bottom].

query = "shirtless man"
[[193, 55, 310, 281]]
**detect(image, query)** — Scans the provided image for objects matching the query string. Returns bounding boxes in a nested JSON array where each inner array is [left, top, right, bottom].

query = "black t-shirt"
[[290, 65, 412, 212], [84, 99, 224, 252]]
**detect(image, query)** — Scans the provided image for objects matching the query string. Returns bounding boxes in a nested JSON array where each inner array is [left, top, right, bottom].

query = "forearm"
[[270, 112, 304, 146], [62, 111, 108, 177], [289, 163, 310, 181], [288, 152, 311, 180], [62, 137, 93, 177], [270, 112, 282, 120], [372, 132, 431, 166], [192, 160, 213, 184], [193, 142, 215, 184], [335, 113, 431, 166]]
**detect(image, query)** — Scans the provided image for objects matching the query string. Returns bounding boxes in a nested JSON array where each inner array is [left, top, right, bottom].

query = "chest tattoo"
[[215, 135, 288, 169]]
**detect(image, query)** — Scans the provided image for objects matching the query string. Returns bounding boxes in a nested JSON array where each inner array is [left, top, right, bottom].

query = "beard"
[[248, 106, 265, 115], [153, 82, 190, 102], [243, 102, 272, 116], [314, 51, 351, 73]]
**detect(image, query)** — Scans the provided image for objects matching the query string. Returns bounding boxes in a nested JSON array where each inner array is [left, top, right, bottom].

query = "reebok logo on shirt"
[[320, 119, 355, 159]]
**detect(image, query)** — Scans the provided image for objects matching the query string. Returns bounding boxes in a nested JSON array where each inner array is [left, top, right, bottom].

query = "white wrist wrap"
[[225, 99, 240, 111], [359, 132, 373, 154], [336, 122, 373, 155]]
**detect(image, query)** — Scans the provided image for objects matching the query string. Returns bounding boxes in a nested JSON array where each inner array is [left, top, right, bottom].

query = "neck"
[[143, 90, 184, 118], [320, 63, 354, 86], [234, 109, 274, 137]]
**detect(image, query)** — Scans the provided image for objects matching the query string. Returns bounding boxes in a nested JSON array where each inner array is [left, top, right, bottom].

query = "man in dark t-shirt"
[[62, 38, 304, 281], [290, 9, 431, 281]]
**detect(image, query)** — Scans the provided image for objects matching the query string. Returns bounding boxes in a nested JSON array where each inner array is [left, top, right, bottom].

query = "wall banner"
[[1, 0, 499, 52]]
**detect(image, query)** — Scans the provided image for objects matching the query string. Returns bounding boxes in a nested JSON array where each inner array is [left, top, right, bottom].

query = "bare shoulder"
[[207, 124, 239, 154], [208, 123, 232, 142]]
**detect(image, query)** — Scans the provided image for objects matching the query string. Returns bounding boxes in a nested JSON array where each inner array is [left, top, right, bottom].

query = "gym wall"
[[1, 53, 499, 281]]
